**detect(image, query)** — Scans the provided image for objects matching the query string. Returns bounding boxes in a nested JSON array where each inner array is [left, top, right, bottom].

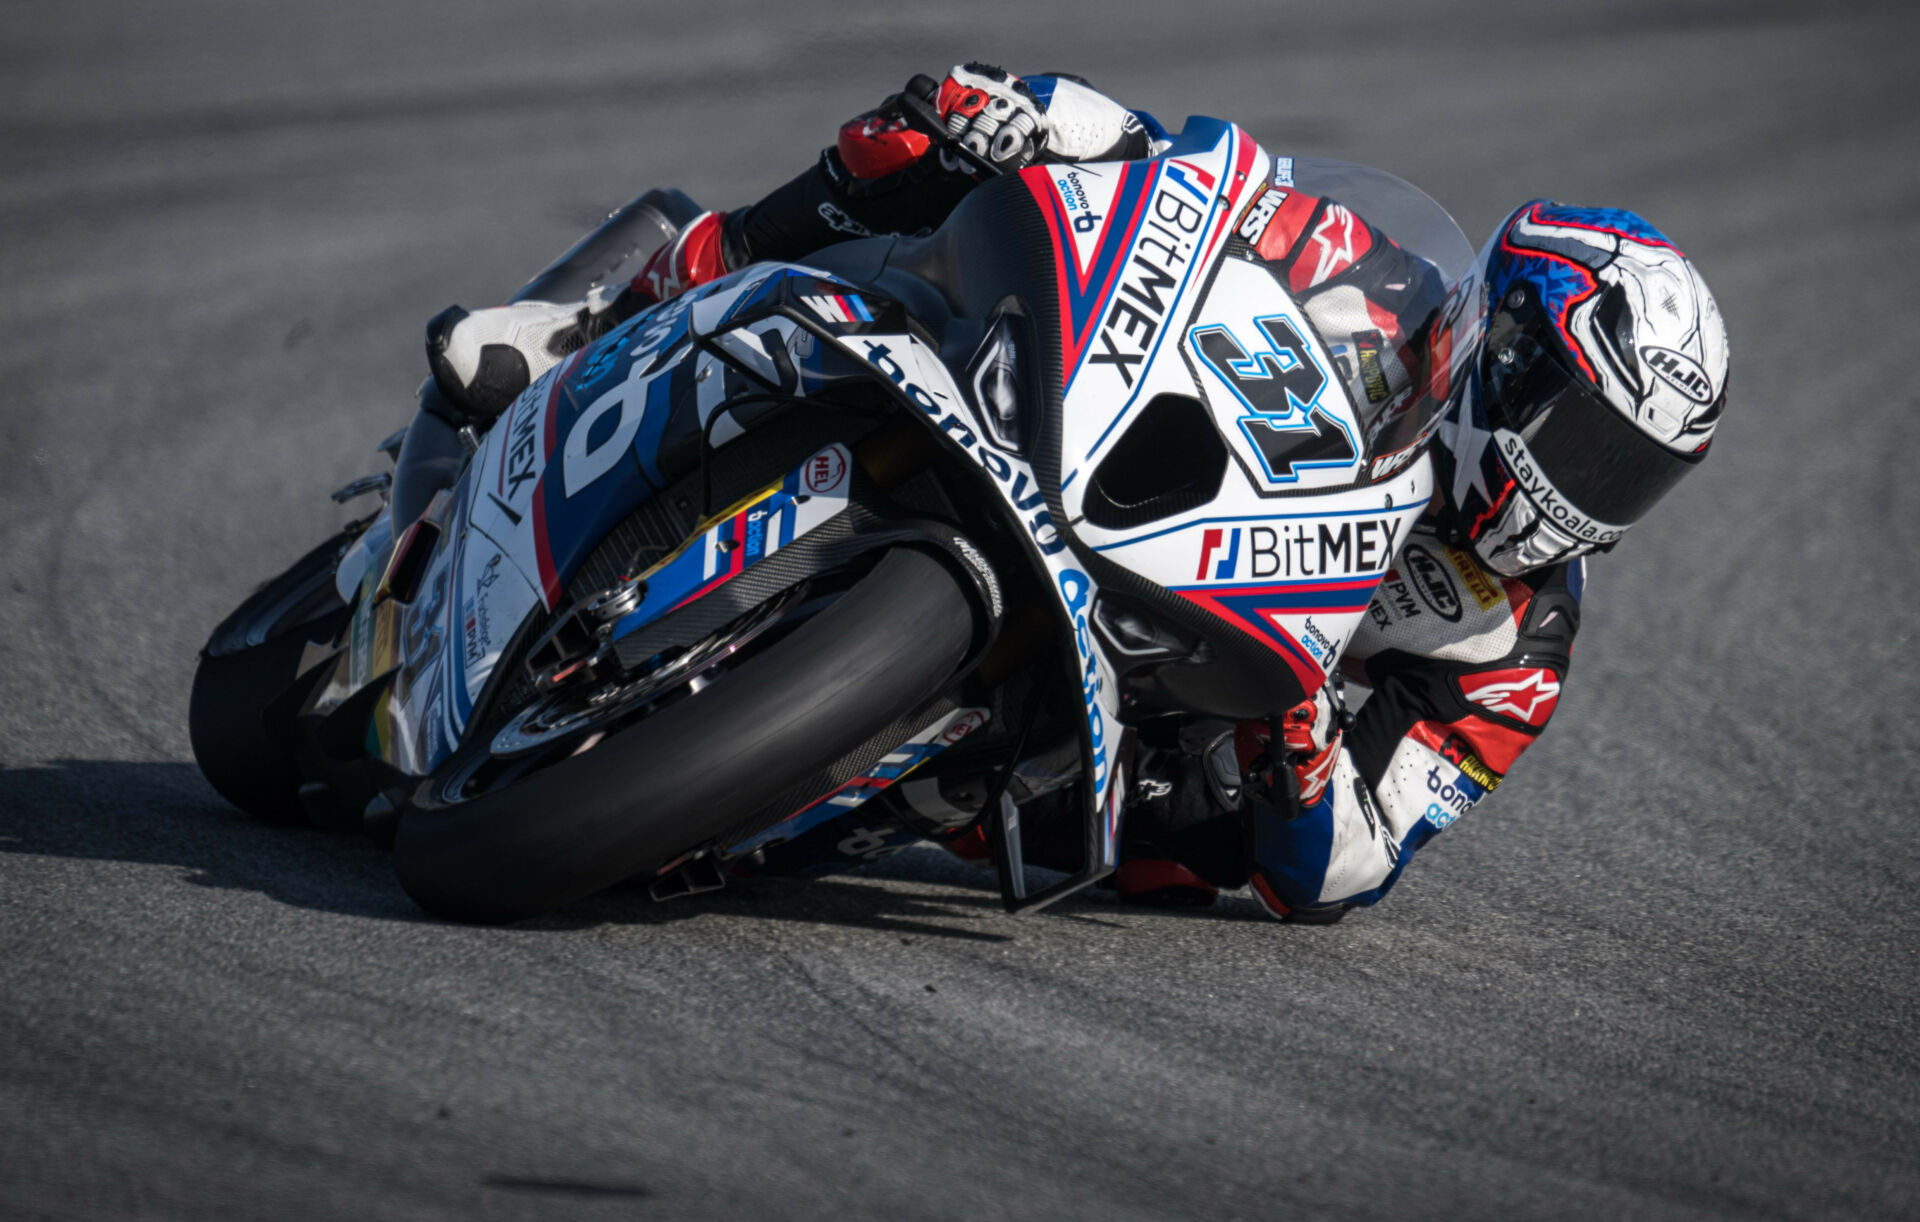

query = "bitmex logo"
[[1194, 518, 1403, 581]]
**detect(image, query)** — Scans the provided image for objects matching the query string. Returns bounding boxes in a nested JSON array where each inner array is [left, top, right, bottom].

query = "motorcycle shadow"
[[0, 758, 422, 922], [0, 760, 1269, 935]]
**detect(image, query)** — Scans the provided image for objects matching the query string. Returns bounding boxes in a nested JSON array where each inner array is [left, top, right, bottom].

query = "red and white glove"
[[1237, 688, 1345, 810], [935, 63, 1048, 170], [629, 209, 732, 307]]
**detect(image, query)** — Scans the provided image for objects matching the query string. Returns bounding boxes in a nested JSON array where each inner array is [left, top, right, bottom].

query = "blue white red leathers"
[[429, 64, 1596, 922], [690, 66, 1580, 922]]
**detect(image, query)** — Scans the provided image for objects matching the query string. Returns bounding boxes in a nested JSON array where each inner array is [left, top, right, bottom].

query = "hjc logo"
[[1642, 346, 1713, 404]]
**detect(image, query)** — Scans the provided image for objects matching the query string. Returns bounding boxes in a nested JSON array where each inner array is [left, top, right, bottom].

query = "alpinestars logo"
[[1308, 205, 1359, 285], [1461, 668, 1562, 727]]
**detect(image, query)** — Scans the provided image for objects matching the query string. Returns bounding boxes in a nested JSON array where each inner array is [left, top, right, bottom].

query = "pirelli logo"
[[1445, 546, 1503, 611]]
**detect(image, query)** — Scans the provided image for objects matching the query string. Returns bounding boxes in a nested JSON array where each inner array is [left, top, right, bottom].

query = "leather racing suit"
[[588, 71, 1586, 922]]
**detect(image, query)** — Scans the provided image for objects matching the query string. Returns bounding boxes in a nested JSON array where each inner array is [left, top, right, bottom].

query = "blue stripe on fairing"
[[1090, 497, 1432, 551], [632, 373, 676, 489], [1077, 129, 1236, 465]]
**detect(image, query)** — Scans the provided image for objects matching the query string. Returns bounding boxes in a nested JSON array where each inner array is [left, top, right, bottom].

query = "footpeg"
[[649, 853, 728, 901]]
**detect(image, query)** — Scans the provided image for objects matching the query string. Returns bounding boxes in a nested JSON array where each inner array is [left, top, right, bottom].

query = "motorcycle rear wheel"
[[392, 547, 977, 923]]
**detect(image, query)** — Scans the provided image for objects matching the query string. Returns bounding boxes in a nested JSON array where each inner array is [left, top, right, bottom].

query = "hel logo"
[[1461, 667, 1562, 727], [803, 446, 848, 495], [1642, 345, 1714, 404], [939, 709, 989, 745]]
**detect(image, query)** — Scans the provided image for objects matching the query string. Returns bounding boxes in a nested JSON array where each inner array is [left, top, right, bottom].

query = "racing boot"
[[424, 286, 633, 424]]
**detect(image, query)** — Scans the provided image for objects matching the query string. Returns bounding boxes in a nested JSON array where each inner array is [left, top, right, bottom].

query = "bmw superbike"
[[189, 103, 1481, 922]]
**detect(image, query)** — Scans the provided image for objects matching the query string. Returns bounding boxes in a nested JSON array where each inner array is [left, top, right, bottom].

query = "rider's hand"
[[425, 289, 620, 422], [629, 210, 731, 308], [1238, 688, 1346, 811], [935, 63, 1048, 170]]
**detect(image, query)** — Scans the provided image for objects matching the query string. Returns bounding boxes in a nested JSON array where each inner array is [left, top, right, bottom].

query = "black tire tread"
[[393, 548, 976, 922]]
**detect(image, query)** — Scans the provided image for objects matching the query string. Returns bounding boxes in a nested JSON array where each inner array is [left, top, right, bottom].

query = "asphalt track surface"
[[5, 2, 1920, 1218]]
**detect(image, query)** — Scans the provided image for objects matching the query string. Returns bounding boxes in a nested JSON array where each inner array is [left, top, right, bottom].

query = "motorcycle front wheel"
[[392, 547, 977, 922]]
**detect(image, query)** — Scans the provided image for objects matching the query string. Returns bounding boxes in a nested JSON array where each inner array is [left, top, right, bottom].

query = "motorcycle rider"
[[425, 65, 1730, 923]]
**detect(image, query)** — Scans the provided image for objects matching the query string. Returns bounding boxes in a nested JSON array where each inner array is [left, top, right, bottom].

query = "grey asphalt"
[[4, 2, 1918, 1218]]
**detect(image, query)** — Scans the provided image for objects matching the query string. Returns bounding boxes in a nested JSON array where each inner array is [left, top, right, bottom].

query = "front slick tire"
[[393, 548, 977, 923]]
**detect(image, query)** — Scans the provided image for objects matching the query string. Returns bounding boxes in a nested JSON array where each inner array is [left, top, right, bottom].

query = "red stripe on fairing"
[[525, 351, 586, 610], [1188, 577, 1380, 596], [542, 351, 580, 454], [666, 509, 749, 613], [1022, 162, 1158, 379], [1021, 172, 1077, 361], [1173, 588, 1326, 694], [1194, 128, 1255, 269], [529, 473, 563, 608]]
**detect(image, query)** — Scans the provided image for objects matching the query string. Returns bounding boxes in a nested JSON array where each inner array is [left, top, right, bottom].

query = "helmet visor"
[[1481, 311, 1705, 528]]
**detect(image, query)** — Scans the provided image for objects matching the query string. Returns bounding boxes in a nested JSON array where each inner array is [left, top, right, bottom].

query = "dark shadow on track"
[[482, 1176, 651, 1200], [0, 759, 1276, 939]]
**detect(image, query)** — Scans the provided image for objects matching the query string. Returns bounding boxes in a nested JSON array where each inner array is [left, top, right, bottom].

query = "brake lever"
[[875, 74, 1006, 180]]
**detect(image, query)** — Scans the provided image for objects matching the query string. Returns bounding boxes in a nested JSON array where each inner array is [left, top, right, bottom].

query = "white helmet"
[[1443, 201, 1729, 575]]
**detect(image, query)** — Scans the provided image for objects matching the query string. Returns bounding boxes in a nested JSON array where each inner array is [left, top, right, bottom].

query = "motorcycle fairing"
[[1018, 120, 1447, 698], [832, 326, 1127, 867], [1095, 463, 1434, 691], [340, 265, 868, 777], [723, 706, 990, 858], [1024, 117, 1262, 492], [601, 442, 854, 645]]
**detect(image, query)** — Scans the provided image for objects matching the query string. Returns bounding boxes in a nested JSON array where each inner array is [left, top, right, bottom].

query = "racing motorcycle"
[[189, 84, 1481, 922]]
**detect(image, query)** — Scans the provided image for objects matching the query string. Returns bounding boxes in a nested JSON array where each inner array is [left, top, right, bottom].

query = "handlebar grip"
[[878, 78, 1005, 179]]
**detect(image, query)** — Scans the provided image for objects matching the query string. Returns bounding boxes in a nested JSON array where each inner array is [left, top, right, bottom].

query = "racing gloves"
[[935, 63, 1049, 170]]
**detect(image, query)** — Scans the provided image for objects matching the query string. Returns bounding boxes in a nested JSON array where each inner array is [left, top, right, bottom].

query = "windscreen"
[[1284, 157, 1483, 471]]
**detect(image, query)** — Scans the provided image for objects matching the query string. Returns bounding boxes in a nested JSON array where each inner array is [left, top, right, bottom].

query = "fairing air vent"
[[1081, 394, 1228, 530]]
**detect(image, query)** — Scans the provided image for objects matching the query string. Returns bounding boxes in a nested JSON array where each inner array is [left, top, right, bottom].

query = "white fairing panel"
[[1039, 123, 1440, 694], [839, 330, 1126, 837]]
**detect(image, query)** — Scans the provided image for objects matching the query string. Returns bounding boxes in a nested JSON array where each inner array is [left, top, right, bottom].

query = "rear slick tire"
[[392, 547, 978, 923]]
